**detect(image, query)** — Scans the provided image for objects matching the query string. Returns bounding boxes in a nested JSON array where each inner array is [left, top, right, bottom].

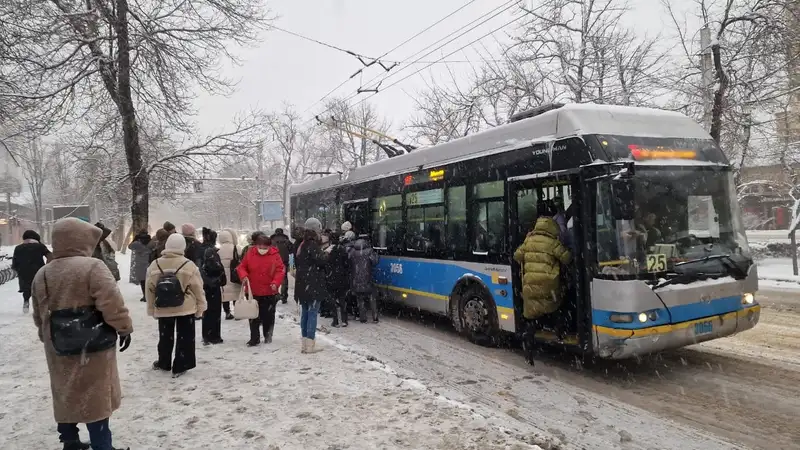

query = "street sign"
[[257, 201, 283, 221]]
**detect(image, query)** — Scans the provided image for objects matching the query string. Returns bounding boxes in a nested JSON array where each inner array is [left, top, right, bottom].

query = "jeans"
[[250, 295, 279, 342], [157, 315, 197, 374], [300, 300, 321, 339], [58, 419, 112, 450]]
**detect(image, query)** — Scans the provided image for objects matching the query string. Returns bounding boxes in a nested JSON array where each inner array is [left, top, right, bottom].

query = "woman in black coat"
[[325, 231, 350, 328], [11, 230, 52, 313], [294, 218, 328, 353]]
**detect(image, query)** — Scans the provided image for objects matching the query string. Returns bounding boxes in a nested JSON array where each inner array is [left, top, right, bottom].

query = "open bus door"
[[507, 171, 584, 350], [342, 198, 370, 236]]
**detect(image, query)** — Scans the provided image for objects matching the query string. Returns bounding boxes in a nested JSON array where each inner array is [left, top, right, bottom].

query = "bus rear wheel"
[[459, 286, 498, 347]]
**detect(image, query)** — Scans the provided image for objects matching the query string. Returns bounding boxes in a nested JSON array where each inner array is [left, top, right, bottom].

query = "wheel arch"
[[449, 274, 498, 333]]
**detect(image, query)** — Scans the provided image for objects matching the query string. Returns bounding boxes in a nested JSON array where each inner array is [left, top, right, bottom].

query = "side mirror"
[[611, 180, 635, 220]]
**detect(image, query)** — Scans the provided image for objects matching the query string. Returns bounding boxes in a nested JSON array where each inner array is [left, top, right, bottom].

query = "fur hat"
[[304, 217, 322, 233], [340, 221, 352, 232], [165, 233, 186, 253], [343, 230, 356, 241], [180, 223, 196, 237]]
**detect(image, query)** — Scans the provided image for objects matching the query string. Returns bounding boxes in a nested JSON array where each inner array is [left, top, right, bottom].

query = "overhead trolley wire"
[[346, 11, 528, 112], [303, 0, 522, 126], [300, 0, 482, 116]]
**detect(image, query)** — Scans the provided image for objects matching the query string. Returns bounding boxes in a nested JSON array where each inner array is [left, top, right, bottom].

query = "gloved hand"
[[119, 334, 131, 352]]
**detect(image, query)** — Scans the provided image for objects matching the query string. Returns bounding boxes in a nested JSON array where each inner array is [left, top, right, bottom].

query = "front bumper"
[[594, 304, 761, 359]]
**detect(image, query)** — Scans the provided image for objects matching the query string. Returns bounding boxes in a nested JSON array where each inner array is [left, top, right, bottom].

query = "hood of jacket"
[[352, 237, 371, 251], [95, 222, 112, 241], [52, 218, 102, 259], [218, 229, 233, 245], [532, 217, 560, 239]]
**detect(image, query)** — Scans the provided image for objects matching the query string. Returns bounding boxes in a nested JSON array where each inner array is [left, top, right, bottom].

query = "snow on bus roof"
[[291, 104, 711, 196]]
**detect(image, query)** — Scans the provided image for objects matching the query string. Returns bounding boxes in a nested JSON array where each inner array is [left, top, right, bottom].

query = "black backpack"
[[201, 247, 227, 287], [229, 246, 241, 284], [154, 260, 189, 308]]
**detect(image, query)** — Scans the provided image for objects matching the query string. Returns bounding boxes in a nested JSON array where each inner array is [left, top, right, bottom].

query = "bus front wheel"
[[458, 286, 499, 347]]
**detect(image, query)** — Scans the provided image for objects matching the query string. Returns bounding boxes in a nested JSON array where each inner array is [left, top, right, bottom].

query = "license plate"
[[694, 320, 713, 336]]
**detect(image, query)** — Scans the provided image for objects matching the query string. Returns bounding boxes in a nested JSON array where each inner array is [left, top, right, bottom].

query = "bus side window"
[[471, 181, 505, 254], [446, 186, 467, 252]]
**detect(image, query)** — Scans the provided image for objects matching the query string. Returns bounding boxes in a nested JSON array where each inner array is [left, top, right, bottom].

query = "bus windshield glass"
[[596, 168, 751, 278]]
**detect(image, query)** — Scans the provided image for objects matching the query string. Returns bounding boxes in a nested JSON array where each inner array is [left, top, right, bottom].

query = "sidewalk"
[[0, 254, 544, 450]]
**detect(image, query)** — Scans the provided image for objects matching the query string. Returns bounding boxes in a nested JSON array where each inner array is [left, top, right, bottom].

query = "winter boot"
[[246, 339, 259, 347], [225, 312, 234, 320], [22, 301, 29, 314], [306, 338, 322, 354], [264, 330, 273, 344], [62, 441, 91, 450], [301, 337, 308, 354]]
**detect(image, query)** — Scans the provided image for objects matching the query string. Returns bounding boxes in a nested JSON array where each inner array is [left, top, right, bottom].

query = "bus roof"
[[291, 103, 711, 196]]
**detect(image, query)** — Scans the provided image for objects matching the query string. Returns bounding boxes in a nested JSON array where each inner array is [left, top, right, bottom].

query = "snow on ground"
[[0, 252, 546, 450], [756, 257, 800, 289]]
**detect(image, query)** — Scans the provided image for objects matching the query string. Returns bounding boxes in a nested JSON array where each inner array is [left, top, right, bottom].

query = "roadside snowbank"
[[757, 258, 800, 289], [0, 253, 545, 450]]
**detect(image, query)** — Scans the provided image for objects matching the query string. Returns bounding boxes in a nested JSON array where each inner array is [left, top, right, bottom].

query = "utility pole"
[[700, 26, 714, 131], [257, 142, 265, 231]]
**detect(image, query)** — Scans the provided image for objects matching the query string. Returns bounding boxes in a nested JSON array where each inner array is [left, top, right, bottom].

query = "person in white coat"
[[218, 229, 242, 320]]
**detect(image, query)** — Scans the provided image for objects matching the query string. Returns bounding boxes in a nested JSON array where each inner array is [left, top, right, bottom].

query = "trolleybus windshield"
[[595, 167, 751, 279]]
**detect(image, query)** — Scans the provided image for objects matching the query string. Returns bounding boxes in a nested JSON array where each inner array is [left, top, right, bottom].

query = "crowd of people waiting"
[[9, 215, 380, 450]]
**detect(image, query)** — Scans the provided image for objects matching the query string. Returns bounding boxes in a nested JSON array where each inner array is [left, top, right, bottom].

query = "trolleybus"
[[290, 103, 760, 359]]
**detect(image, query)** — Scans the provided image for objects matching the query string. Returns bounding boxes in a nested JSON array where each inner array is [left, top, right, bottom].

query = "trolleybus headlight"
[[743, 293, 754, 304], [638, 312, 648, 323]]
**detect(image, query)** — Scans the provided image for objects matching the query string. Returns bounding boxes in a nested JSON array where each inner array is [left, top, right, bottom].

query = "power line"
[[348, 12, 528, 112], [270, 24, 376, 60], [356, 1, 521, 97], [303, 0, 522, 126], [300, 0, 482, 116]]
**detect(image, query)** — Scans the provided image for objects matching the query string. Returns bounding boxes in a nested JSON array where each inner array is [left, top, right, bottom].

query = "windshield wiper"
[[674, 254, 747, 280], [652, 272, 709, 291]]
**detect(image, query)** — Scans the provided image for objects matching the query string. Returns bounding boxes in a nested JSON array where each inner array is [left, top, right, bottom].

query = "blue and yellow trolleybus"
[[290, 103, 760, 359]]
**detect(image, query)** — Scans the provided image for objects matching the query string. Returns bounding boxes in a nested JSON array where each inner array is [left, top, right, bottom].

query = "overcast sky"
[[193, 0, 681, 137]]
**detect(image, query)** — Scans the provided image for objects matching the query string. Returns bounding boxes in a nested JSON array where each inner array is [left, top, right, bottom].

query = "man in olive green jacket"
[[513, 216, 571, 320]]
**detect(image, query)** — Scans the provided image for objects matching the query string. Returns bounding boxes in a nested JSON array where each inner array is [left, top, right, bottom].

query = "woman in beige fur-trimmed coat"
[[219, 229, 242, 319], [31, 217, 133, 450]]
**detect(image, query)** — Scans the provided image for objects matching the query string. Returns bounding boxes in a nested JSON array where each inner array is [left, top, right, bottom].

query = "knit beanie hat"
[[340, 221, 352, 232], [343, 230, 355, 241], [181, 223, 196, 237], [304, 217, 322, 233], [165, 233, 186, 253]]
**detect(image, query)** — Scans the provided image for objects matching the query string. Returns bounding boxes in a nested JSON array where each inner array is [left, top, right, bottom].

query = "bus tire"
[[457, 285, 499, 347]]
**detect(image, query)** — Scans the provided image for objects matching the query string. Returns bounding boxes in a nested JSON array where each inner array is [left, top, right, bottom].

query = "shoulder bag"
[[45, 268, 118, 356], [234, 278, 259, 320]]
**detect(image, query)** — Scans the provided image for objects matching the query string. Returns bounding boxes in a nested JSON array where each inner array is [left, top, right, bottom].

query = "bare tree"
[[16, 138, 49, 233], [321, 98, 391, 169], [0, 0, 271, 232], [513, 0, 664, 105], [267, 105, 322, 224]]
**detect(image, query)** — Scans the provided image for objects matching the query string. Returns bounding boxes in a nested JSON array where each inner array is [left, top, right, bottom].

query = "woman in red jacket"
[[236, 232, 286, 346]]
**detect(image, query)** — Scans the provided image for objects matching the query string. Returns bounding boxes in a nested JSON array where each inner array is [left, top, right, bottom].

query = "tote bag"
[[234, 279, 259, 320]]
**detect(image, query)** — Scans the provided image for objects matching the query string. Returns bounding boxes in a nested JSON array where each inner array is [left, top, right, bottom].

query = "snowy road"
[[311, 286, 800, 450]]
